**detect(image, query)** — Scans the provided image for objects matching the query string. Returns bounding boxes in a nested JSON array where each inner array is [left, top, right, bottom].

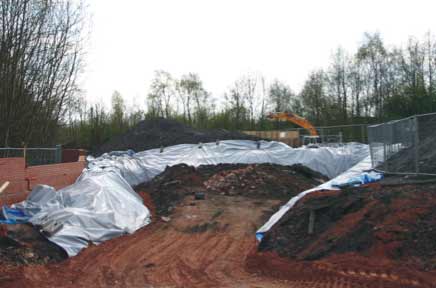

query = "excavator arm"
[[267, 112, 318, 136]]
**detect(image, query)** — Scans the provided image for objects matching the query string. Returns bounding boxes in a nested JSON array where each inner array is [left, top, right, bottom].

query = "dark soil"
[[0, 224, 67, 265], [95, 118, 262, 156], [259, 182, 436, 271], [136, 163, 327, 216]]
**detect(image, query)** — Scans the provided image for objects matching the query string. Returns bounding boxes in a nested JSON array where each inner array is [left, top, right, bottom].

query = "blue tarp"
[[0, 206, 30, 224], [331, 171, 384, 188]]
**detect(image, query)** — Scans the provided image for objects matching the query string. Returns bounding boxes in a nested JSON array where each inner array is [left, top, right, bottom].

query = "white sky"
[[82, 0, 436, 109]]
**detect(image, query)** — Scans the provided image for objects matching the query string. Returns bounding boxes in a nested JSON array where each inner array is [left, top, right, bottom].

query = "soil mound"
[[95, 118, 261, 156], [259, 181, 436, 274], [0, 224, 67, 266], [137, 163, 326, 216]]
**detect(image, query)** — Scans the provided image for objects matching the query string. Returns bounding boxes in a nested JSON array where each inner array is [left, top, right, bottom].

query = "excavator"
[[267, 111, 320, 146]]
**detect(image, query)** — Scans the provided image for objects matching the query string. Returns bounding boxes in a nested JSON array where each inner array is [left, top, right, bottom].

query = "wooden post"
[[308, 210, 316, 235], [0, 181, 10, 195], [23, 144, 27, 167]]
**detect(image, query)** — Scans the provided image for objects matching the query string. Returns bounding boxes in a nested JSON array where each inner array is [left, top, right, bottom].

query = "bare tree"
[[240, 75, 257, 128], [147, 70, 175, 118], [269, 80, 294, 113], [327, 47, 349, 122], [225, 80, 247, 130], [0, 0, 85, 146], [300, 70, 327, 125], [177, 73, 209, 126], [111, 91, 127, 135], [357, 32, 387, 120]]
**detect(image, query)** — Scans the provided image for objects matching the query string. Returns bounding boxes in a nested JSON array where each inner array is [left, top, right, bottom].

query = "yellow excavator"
[[267, 111, 318, 136], [267, 111, 320, 147]]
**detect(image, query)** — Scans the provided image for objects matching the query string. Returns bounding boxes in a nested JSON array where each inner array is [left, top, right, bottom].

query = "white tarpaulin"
[[89, 140, 370, 185], [14, 140, 369, 257], [13, 169, 151, 256]]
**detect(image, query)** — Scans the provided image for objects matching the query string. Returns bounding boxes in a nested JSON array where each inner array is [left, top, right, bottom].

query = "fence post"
[[414, 116, 419, 174], [361, 125, 365, 143], [383, 124, 388, 171], [367, 126, 374, 168], [55, 144, 62, 164], [23, 145, 27, 167]]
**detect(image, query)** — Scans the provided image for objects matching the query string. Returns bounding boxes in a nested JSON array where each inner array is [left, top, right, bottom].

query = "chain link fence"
[[0, 145, 62, 166], [288, 124, 369, 145], [368, 112, 436, 175]]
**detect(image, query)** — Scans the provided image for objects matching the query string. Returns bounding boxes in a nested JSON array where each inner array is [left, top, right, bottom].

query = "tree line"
[[64, 32, 436, 149], [0, 0, 84, 147], [62, 29, 436, 149], [1, 2, 436, 149]]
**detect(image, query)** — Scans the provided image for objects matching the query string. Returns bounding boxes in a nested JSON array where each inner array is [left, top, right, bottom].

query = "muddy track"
[[1, 192, 432, 287], [2, 194, 290, 287]]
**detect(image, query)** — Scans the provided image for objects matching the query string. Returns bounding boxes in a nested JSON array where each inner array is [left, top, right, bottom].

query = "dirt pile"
[[96, 118, 261, 155], [0, 224, 67, 265], [204, 164, 326, 197], [258, 180, 436, 284], [137, 163, 326, 216]]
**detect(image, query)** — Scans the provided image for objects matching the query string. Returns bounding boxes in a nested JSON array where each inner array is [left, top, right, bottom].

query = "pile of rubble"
[[204, 164, 327, 198], [138, 163, 326, 216]]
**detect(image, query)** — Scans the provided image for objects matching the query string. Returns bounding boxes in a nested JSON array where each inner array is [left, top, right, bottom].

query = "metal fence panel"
[[417, 113, 436, 174], [287, 124, 369, 144], [0, 146, 61, 166], [317, 124, 368, 144], [368, 112, 436, 175]]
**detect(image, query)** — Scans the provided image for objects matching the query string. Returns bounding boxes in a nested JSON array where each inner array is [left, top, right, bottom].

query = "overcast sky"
[[82, 0, 436, 109]]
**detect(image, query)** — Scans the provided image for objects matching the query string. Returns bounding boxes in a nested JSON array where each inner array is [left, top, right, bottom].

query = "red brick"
[[0, 158, 86, 206]]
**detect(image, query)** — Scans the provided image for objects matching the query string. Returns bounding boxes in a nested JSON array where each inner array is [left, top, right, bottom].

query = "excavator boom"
[[267, 112, 318, 136]]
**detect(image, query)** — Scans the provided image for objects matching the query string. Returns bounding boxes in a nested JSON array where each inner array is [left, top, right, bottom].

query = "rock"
[[194, 192, 205, 200], [161, 216, 171, 222]]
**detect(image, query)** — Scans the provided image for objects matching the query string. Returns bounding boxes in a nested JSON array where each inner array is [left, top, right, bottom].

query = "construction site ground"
[[0, 192, 405, 288], [1, 164, 435, 288]]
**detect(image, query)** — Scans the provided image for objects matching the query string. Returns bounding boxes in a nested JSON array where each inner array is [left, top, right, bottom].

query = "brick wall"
[[0, 158, 86, 206], [0, 158, 28, 205], [27, 161, 85, 190]]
